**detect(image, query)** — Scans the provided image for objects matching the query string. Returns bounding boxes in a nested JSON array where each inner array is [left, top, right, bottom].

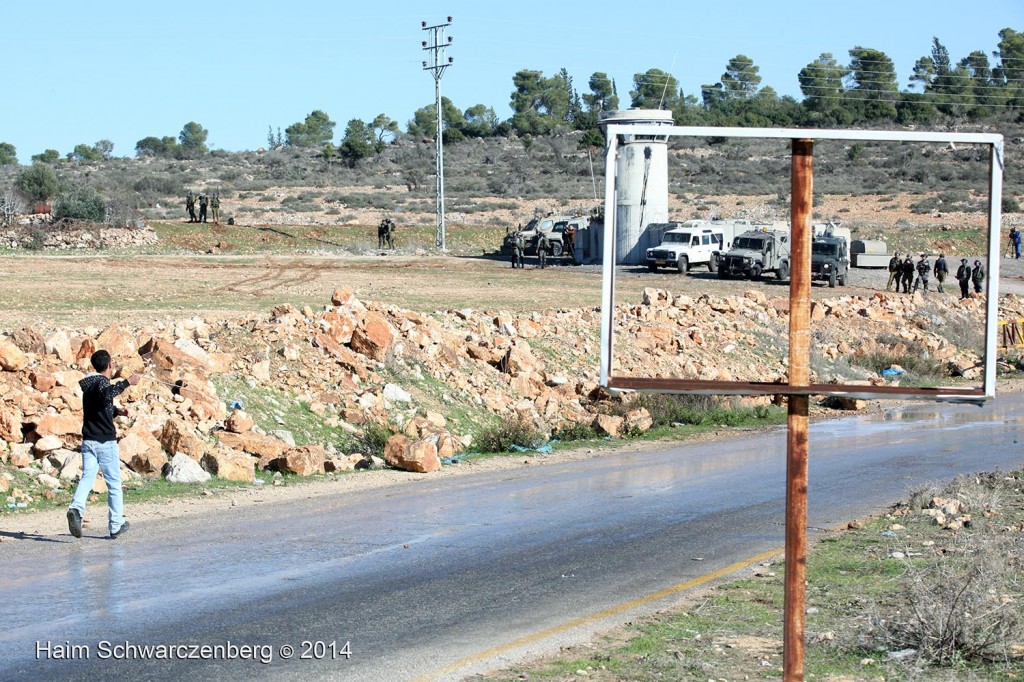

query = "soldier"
[[900, 255, 914, 293], [185, 190, 197, 223], [885, 251, 901, 291], [956, 258, 972, 299], [913, 253, 931, 293], [378, 219, 388, 248], [198, 193, 209, 223], [512, 231, 525, 269], [210, 193, 221, 225], [537, 232, 549, 269], [933, 252, 948, 293], [565, 224, 577, 261], [972, 259, 985, 294], [386, 218, 396, 249]]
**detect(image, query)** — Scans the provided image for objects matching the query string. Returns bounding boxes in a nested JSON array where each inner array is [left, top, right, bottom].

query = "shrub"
[[53, 185, 106, 222], [1004, 196, 1021, 213], [15, 163, 59, 202], [473, 417, 543, 453], [349, 421, 393, 458], [24, 228, 47, 250]]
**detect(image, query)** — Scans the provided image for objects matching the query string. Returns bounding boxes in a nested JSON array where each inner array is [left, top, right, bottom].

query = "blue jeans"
[[69, 440, 124, 535]]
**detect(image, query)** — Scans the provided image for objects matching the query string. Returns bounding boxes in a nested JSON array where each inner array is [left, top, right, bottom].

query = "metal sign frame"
[[599, 125, 1005, 404]]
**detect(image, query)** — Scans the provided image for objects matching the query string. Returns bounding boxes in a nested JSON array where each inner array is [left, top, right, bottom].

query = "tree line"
[[0, 27, 1020, 171]]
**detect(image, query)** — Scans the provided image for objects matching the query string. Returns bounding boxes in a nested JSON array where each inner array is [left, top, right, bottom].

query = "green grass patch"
[[211, 373, 351, 450]]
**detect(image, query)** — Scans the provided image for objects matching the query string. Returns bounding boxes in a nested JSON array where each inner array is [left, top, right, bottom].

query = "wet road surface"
[[1, 396, 1022, 681]]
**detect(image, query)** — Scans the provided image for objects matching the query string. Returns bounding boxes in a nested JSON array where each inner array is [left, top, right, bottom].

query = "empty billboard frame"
[[599, 125, 1005, 403]]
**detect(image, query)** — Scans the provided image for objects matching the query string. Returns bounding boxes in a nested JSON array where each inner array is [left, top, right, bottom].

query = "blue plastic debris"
[[229, 400, 244, 410], [881, 368, 907, 378], [880, 530, 897, 537]]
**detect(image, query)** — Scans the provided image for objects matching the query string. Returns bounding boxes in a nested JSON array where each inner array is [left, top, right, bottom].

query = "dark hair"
[[91, 349, 111, 372]]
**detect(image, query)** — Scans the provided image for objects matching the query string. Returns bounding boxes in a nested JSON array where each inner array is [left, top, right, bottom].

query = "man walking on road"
[[66, 350, 140, 540]]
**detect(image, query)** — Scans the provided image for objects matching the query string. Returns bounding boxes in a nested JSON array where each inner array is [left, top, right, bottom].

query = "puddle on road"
[[811, 398, 1024, 441]]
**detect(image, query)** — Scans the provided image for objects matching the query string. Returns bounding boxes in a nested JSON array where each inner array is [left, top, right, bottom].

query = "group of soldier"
[[509, 225, 577, 270], [886, 251, 984, 300], [185, 190, 220, 225], [377, 217, 397, 249]]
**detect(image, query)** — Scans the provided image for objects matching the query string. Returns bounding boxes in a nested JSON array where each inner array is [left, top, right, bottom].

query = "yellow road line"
[[411, 546, 784, 682]]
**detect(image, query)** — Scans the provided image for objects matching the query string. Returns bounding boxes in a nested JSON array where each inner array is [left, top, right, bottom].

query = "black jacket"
[[80, 374, 129, 443]]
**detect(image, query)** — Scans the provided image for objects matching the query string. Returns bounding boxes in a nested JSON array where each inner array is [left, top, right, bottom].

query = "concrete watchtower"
[[600, 109, 672, 264]]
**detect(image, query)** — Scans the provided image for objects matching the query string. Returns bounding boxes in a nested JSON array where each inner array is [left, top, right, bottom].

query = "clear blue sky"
[[1, 1, 1019, 162]]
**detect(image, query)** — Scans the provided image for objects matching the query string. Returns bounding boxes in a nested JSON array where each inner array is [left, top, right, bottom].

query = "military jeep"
[[810, 236, 850, 287]]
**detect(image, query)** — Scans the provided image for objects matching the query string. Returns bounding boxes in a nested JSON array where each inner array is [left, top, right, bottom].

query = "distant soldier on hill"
[[565, 224, 577, 261], [386, 218, 396, 249], [933, 253, 948, 293], [885, 252, 901, 291], [956, 258, 972, 299], [378, 219, 388, 248], [972, 259, 986, 294], [198, 194, 209, 223], [185, 190, 197, 223], [210, 193, 221, 225], [511, 231, 525, 269], [900, 255, 914, 293], [537, 232, 549, 269], [913, 253, 930, 294]]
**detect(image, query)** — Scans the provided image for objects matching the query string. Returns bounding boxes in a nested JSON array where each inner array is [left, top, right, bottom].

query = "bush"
[[349, 421, 393, 458], [1004, 196, 1021, 213], [15, 163, 59, 202], [473, 417, 543, 453], [53, 185, 106, 222]]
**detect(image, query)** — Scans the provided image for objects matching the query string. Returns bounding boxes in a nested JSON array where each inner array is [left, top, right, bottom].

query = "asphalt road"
[[1, 396, 1022, 682]]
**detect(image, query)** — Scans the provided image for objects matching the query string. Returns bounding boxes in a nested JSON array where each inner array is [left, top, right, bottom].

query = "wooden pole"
[[784, 139, 813, 682]]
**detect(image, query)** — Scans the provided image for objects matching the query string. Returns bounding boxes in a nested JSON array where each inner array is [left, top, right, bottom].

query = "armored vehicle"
[[811, 237, 849, 287], [719, 228, 791, 281], [502, 213, 588, 257]]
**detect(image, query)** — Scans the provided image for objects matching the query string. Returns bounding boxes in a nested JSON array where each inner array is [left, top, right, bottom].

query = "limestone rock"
[[0, 339, 28, 371], [129, 448, 168, 478], [10, 328, 45, 354], [201, 449, 255, 482], [216, 431, 290, 460], [383, 434, 441, 473], [45, 331, 74, 364], [383, 383, 413, 403], [277, 444, 325, 476], [350, 313, 394, 361], [34, 413, 80, 437], [592, 413, 624, 437], [165, 452, 211, 483], [225, 409, 254, 433], [159, 418, 208, 460], [33, 434, 63, 455], [624, 408, 654, 434], [118, 427, 163, 465]]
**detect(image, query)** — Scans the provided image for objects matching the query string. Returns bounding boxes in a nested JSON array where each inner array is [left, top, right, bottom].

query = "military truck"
[[719, 228, 791, 281], [810, 236, 850, 287], [645, 219, 750, 274], [502, 213, 588, 257]]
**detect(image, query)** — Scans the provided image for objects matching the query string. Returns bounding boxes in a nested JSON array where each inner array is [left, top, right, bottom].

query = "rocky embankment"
[[0, 225, 158, 250], [0, 285, 1008, 509]]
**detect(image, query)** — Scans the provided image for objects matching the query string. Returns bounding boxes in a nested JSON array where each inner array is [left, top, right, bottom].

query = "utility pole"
[[421, 16, 453, 252]]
